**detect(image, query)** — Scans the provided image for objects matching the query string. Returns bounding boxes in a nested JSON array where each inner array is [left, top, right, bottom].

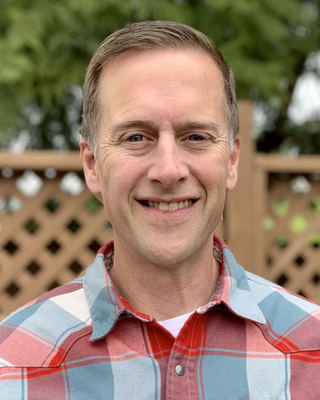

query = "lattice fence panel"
[[264, 173, 320, 303], [0, 166, 112, 320], [1, 152, 319, 319]]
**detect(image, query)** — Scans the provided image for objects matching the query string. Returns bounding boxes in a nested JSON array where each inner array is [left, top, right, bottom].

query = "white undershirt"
[[157, 311, 193, 338]]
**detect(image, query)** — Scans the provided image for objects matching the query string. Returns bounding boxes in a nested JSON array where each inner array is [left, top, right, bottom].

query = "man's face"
[[82, 49, 239, 267]]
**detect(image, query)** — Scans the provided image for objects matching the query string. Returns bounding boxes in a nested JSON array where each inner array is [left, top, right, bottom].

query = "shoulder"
[[0, 278, 92, 367], [246, 270, 320, 352]]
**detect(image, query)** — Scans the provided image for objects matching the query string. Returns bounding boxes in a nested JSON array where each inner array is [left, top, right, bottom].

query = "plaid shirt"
[[1, 236, 320, 400]]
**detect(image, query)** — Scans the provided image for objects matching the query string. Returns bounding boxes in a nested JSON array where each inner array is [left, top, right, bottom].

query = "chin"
[[144, 241, 192, 267]]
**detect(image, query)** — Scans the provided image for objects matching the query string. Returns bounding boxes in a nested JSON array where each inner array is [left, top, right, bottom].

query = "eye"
[[188, 134, 205, 141], [126, 134, 146, 142]]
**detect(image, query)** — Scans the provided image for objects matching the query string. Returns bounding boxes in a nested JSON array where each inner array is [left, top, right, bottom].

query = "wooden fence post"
[[225, 101, 255, 270]]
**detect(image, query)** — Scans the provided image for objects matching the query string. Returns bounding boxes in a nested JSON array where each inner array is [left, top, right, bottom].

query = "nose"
[[147, 134, 189, 188]]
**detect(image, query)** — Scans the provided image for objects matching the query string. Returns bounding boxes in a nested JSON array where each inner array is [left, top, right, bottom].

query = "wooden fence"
[[226, 102, 320, 303], [0, 101, 319, 319]]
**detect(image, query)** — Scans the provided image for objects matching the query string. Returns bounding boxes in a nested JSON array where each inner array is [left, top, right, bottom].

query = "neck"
[[108, 240, 220, 321]]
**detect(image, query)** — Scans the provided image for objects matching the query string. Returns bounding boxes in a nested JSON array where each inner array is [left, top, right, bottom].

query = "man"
[[0, 20, 319, 400]]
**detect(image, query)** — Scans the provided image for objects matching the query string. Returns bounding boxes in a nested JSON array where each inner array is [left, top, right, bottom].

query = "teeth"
[[159, 202, 168, 211], [168, 202, 178, 211], [145, 200, 194, 211]]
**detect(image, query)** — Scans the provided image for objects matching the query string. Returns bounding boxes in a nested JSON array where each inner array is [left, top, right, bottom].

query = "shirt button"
[[175, 364, 185, 376]]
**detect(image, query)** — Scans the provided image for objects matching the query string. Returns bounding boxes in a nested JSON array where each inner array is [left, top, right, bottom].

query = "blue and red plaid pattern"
[[1, 236, 320, 399]]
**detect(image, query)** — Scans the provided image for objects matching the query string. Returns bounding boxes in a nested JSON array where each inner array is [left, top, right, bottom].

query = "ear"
[[80, 139, 101, 198], [226, 136, 240, 191]]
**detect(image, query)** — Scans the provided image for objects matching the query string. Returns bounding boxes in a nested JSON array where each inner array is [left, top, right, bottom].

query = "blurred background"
[[0, 0, 319, 318], [0, 0, 319, 153]]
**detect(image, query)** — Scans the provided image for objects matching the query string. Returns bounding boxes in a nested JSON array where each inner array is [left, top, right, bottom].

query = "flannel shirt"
[[0, 236, 320, 400]]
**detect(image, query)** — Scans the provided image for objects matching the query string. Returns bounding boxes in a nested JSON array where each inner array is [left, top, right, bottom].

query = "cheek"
[[97, 154, 143, 210], [196, 152, 230, 190]]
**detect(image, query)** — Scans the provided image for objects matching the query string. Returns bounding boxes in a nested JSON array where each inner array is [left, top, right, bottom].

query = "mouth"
[[138, 199, 197, 211]]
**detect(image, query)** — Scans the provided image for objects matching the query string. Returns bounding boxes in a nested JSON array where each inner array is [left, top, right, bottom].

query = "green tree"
[[0, 0, 319, 152]]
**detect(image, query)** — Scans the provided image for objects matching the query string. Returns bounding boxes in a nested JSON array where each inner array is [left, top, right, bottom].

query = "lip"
[[136, 197, 198, 203]]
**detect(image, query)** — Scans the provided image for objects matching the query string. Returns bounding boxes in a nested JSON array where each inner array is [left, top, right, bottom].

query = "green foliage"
[[0, 0, 319, 151]]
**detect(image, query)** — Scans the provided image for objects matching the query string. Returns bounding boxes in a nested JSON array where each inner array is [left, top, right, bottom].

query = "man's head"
[[81, 20, 238, 152], [80, 22, 240, 268]]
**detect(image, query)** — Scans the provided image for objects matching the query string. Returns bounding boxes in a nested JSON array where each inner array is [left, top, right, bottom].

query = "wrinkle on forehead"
[[97, 49, 229, 146], [98, 48, 225, 107]]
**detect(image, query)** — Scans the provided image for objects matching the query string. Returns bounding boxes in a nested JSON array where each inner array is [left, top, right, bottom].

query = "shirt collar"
[[205, 236, 266, 324], [84, 236, 265, 341], [83, 242, 152, 341]]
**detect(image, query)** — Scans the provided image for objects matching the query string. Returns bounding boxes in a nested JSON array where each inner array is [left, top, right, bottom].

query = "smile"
[[139, 199, 197, 211]]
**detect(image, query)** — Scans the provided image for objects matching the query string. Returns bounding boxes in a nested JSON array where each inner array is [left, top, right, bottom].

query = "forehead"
[[97, 49, 226, 128], [99, 48, 224, 93]]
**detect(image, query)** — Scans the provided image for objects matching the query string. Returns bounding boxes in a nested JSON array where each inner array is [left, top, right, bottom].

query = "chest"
[[18, 312, 320, 399]]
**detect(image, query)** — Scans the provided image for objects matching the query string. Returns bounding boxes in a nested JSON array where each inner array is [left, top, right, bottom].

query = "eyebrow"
[[109, 120, 157, 137], [174, 121, 222, 134]]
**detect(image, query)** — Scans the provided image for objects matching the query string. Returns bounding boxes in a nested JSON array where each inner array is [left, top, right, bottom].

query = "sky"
[[288, 53, 320, 124]]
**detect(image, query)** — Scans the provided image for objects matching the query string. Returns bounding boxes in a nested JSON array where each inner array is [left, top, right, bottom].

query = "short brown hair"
[[81, 20, 239, 150]]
